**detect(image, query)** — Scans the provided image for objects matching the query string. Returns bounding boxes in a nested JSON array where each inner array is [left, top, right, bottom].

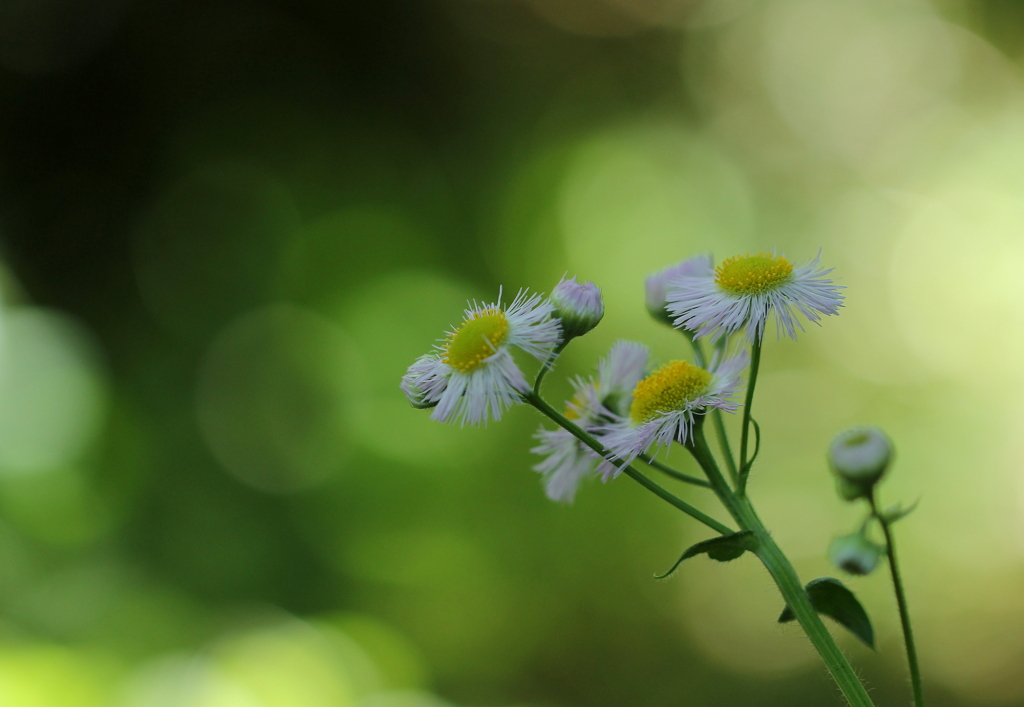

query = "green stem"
[[687, 423, 876, 707], [686, 335, 739, 485], [871, 495, 924, 707], [688, 334, 706, 368], [712, 410, 738, 486], [738, 337, 762, 495], [525, 392, 733, 536], [640, 455, 712, 488], [533, 342, 569, 395]]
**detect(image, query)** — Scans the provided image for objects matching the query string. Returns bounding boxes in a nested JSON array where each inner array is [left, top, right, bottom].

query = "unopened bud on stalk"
[[828, 426, 893, 500], [644, 255, 713, 327], [550, 276, 604, 340], [829, 532, 885, 576]]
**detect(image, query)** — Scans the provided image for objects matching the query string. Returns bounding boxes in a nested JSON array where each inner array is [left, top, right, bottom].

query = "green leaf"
[[880, 499, 919, 525], [656, 531, 758, 579], [778, 577, 875, 649]]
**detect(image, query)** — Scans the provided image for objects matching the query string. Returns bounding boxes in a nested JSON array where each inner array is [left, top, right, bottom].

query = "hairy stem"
[[688, 423, 876, 707]]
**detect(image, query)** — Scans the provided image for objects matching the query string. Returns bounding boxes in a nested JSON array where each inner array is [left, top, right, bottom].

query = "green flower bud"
[[829, 533, 885, 576], [550, 276, 604, 340], [828, 426, 893, 499]]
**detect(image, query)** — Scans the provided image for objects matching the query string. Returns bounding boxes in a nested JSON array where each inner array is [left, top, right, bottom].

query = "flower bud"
[[829, 533, 885, 576], [550, 276, 604, 340], [401, 354, 442, 409], [828, 426, 893, 499], [644, 255, 713, 327]]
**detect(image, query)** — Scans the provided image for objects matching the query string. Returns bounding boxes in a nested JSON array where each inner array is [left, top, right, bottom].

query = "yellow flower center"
[[715, 253, 793, 296], [442, 309, 509, 373], [629, 361, 712, 424]]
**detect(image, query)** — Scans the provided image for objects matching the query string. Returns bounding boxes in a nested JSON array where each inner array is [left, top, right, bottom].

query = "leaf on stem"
[[778, 577, 875, 649], [880, 499, 920, 525], [655, 530, 758, 578]]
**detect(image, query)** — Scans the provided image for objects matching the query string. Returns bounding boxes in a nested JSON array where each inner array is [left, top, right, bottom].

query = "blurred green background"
[[0, 0, 1023, 704]]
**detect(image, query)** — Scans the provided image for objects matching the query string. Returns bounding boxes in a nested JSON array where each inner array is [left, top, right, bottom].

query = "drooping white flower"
[[666, 251, 843, 342], [550, 275, 604, 339], [644, 254, 713, 326], [597, 350, 748, 471], [401, 290, 561, 426], [531, 341, 649, 502]]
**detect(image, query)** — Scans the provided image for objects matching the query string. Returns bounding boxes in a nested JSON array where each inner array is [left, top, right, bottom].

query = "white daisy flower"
[[644, 254, 713, 326], [402, 290, 561, 426], [597, 350, 748, 471], [665, 251, 844, 342], [531, 341, 649, 502]]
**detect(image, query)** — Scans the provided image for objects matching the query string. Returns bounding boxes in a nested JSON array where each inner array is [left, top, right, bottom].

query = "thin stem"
[[532, 342, 568, 395], [687, 334, 706, 368], [871, 494, 924, 707], [525, 391, 733, 535], [737, 337, 762, 495], [686, 335, 739, 484], [712, 410, 738, 486], [640, 455, 711, 488], [685, 422, 743, 519], [686, 423, 876, 707]]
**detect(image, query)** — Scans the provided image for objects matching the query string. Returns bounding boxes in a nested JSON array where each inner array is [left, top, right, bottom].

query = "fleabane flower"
[[644, 254, 713, 327], [597, 350, 748, 470], [666, 251, 844, 342], [531, 341, 649, 502], [402, 290, 561, 426], [550, 276, 604, 340]]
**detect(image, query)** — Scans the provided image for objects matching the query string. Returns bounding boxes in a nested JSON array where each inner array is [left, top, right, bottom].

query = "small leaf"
[[778, 577, 875, 649], [656, 531, 758, 579], [880, 499, 920, 525]]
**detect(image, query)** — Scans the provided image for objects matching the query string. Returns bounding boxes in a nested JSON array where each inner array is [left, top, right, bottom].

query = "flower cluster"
[[402, 251, 844, 500], [400, 250, 927, 707]]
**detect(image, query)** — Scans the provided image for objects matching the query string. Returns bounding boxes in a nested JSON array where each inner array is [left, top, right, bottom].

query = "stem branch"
[[640, 455, 711, 488], [533, 342, 568, 395], [525, 392, 732, 535]]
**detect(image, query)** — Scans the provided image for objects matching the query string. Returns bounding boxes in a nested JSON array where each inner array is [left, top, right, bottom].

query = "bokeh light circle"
[[558, 122, 754, 339], [0, 307, 108, 473], [763, 0, 960, 172], [196, 304, 359, 494]]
